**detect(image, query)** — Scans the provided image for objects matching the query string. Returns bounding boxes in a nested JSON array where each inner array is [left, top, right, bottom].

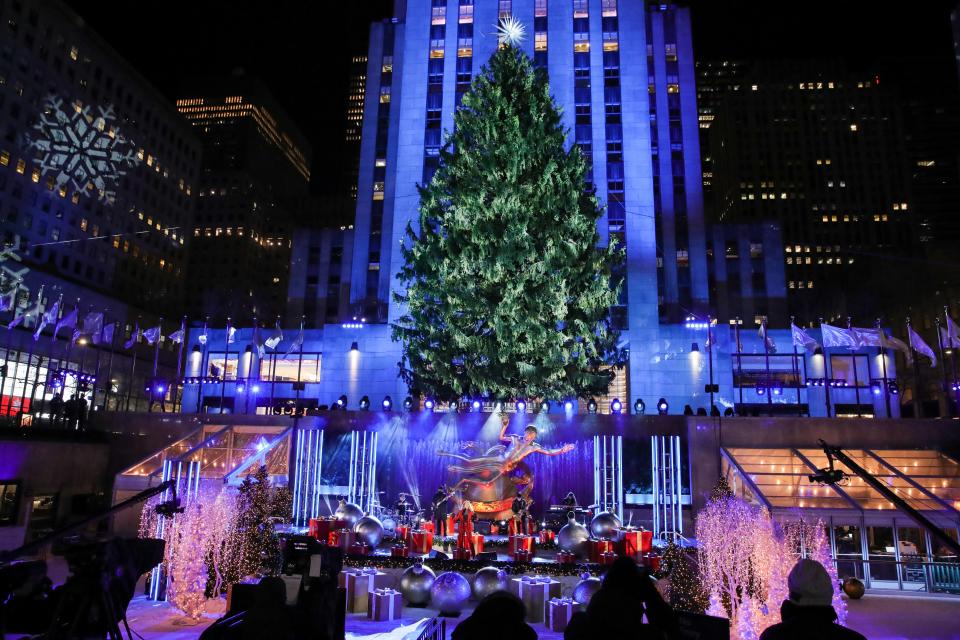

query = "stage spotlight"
[[587, 398, 598, 414], [424, 398, 435, 411], [404, 396, 414, 410], [610, 398, 622, 414], [540, 400, 549, 413], [564, 400, 574, 412], [756, 385, 766, 396], [350, 341, 359, 352], [657, 398, 669, 415], [252, 384, 260, 393], [337, 394, 348, 409], [236, 384, 245, 394], [888, 381, 899, 395], [516, 399, 526, 413], [772, 384, 783, 396], [472, 399, 482, 411], [634, 399, 645, 415], [690, 342, 700, 353], [359, 395, 371, 410], [382, 395, 393, 411], [871, 382, 882, 396]]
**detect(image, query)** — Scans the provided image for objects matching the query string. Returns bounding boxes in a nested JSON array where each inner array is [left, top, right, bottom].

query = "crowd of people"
[[47, 391, 89, 429], [452, 557, 865, 640]]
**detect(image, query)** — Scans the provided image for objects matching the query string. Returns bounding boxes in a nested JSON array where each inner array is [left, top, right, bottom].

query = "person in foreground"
[[565, 555, 678, 639], [452, 591, 537, 640], [760, 558, 866, 640]]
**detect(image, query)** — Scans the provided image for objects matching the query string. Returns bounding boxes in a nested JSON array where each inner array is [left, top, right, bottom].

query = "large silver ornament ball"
[[400, 562, 436, 606], [353, 515, 385, 548], [430, 571, 472, 616], [573, 573, 602, 606], [590, 511, 622, 540], [334, 501, 364, 527], [558, 516, 590, 556], [472, 566, 509, 600]]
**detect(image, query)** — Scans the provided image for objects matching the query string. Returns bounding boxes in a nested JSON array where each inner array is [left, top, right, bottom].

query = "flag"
[[909, 326, 937, 367], [54, 306, 78, 338], [791, 323, 820, 353], [264, 321, 283, 350], [102, 322, 116, 345], [227, 326, 236, 344], [0, 290, 15, 312], [854, 327, 912, 363], [821, 323, 859, 349], [71, 328, 82, 344], [9, 295, 41, 330], [283, 328, 304, 358], [168, 327, 184, 344], [33, 299, 59, 341], [143, 325, 162, 345], [83, 312, 104, 342], [252, 325, 265, 359], [758, 323, 777, 353], [946, 315, 960, 348], [124, 324, 140, 349]]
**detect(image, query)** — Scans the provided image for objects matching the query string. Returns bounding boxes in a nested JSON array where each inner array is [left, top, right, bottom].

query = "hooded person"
[[452, 591, 536, 640], [759, 559, 866, 640]]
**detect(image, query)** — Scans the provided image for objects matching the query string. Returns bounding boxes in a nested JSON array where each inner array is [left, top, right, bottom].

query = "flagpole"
[[906, 317, 923, 419], [0, 283, 17, 408], [295, 316, 305, 413], [125, 317, 140, 412], [877, 318, 891, 418], [945, 306, 960, 414], [762, 317, 772, 410], [174, 316, 186, 412], [935, 317, 950, 417], [848, 317, 861, 417], [735, 316, 743, 411], [62, 299, 79, 401], [40, 293, 59, 424], [790, 316, 802, 416], [103, 318, 117, 412], [269, 314, 279, 412], [197, 317, 209, 414], [820, 317, 833, 418], [246, 315, 257, 415], [90, 312, 105, 411], [17, 326, 34, 423], [220, 317, 231, 413]]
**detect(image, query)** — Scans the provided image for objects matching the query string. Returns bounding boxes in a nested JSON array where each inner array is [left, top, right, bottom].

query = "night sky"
[[65, 0, 958, 196]]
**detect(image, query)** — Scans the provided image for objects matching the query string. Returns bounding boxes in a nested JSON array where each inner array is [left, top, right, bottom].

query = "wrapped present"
[[348, 542, 371, 556], [309, 517, 346, 542], [539, 529, 556, 545], [445, 514, 455, 534], [513, 577, 561, 623], [599, 550, 617, 565], [513, 549, 533, 563], [588, 539, 614, 562], [453, 548, 473, 560], [556, 550, 576, 564], [621, 529, 653, 556], [409, 529, 434, 555], [342, 569, 389, 613], [490, 523, 499, 535], [508, 534, 535, 557], [367, 588, 403, 621], [471, 533, 484, 553], [391, 544, 409, 558], [546, 597, 575, 632], [396, 524, 411, 542], [421, 521, 435, 533], [637, 552, 661, 573], [336, 528, 357, 552]]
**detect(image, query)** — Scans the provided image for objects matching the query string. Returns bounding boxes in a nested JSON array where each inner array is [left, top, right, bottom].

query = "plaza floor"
[[120, 591, 960, 640]]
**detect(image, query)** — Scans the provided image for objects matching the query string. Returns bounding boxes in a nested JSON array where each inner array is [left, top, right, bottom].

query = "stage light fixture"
[[657, 398, 669, 415], [772, 384, 783, 396], [472, 399, 481, 411], [350, 341, 359, 352], [359, 395, 371, 410], [756, 385, 766, 396], [337, 394, 348, 409], [424, 398, 435, 410], [610, 398, 622, 414], [403, 396, 414, 410], [587, 398, 598, 414], [634, 399, 645, 415], [236, 384, 245, 394], [564, 400, 574, 412], [516, 399, 526, 413], [888, 381, 899, 395], [252, 384, 261, 393], [540, 400, 549, 413], [382, 395, 393, 410], [690, 342, 700, 353], [871, 382, 882, 396]]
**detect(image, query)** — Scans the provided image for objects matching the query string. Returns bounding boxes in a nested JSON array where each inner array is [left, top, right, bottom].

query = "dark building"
[[177, 75, 312, 325], [342, 54, 368, 203], [286, 225, 354, 328], [699, 59, 919, 322], [707, 222, 787, 325]]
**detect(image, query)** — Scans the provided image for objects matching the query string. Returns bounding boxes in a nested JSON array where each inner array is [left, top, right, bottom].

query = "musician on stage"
[[510, 493, 530, 535], [562, 491, 578, 508], [432, 484, 452, 536], [396, 493, 410, 525], [454, 500, 477, 555]]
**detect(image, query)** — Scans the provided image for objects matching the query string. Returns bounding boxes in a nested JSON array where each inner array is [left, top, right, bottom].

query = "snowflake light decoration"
[[26, 96, 141, 205], [496, 15, 526, 46]]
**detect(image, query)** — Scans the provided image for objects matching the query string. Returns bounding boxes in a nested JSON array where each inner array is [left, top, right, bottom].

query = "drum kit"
[[371, 491, 426, 535]]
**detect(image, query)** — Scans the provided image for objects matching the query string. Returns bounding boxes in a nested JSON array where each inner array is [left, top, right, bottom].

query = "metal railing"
[[414, 617, 446, 640], [836, 558, 960, 594]]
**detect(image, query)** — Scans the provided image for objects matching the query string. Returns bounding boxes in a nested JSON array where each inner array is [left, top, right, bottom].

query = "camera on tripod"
[[155, 498, 184, 517]]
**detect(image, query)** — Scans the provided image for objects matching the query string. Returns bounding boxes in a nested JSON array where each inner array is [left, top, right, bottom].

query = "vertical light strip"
[[312, 430, 324, 521], [150, 459, 173, 601], [292, 428, 303, 524], [616, 435, 623, 521], [368, 431, 378, 514]]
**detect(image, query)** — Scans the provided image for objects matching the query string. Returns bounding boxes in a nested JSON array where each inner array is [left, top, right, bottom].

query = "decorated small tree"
[[656, 541, 709, 614], [393, 43, 625, 402], [233, 465, 291, 579]]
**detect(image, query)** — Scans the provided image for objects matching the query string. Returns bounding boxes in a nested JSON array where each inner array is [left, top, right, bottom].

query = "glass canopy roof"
[[723, 447, 960, 514]]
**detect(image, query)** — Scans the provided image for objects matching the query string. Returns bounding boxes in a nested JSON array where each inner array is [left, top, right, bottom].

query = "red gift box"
[[309, 518, 346, 542], [556, 550, 576, 564], [349, 542, 371, 556], [391, 544, 409, 558], [589, 539, 614, 562], [509, 535, 535, 557], [422, 521, 435, 533], [539, 530, 556, 544], [513, 549, 533, 562], [409, 529, 434, 554], [471, 533, 484, 553], [396, 525, 411, 542], [453, 548, 473, 560], [490, 523, 499, 535], [621, 529, 653, 556], [638, 552, 661, 572], [599, 550, 617, 565], [445, 514, 455, 534]]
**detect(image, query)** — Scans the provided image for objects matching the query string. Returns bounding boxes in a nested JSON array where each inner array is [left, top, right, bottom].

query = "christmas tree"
[[234, 466, 290, 578], [394, 44, 625, 402], [656, 541, 709, 614]]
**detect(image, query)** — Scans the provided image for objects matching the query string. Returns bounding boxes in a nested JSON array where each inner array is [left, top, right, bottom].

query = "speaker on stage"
[[475, 551, 497, 563], [429, 550, 449, 560]]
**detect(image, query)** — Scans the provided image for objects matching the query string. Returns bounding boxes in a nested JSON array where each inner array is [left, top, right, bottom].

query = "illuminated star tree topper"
[[496, 15, 526, 46]]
